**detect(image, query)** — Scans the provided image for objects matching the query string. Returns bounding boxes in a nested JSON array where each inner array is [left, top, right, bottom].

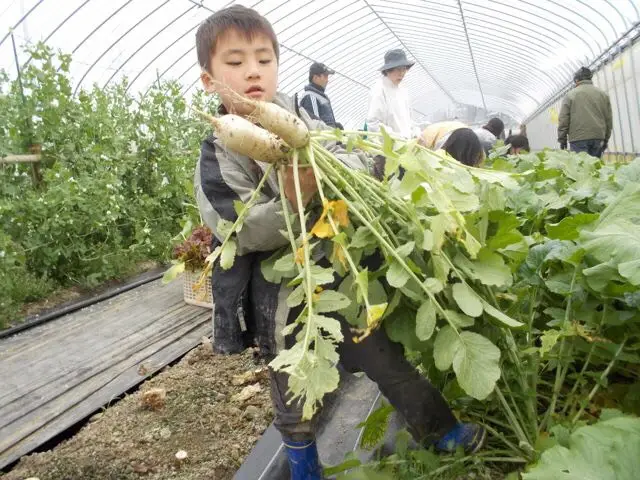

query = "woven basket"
[[183, 269, 213, 309]]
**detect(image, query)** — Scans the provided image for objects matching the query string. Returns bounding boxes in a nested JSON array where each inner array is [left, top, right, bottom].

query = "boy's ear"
[[201, 70, 216, 93]]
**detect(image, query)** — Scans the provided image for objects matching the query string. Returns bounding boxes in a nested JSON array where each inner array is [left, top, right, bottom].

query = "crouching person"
[[193, 6, 486, 479]]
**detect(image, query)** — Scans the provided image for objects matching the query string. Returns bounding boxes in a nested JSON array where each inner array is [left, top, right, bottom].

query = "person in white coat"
[[366, 49, 419, 139]]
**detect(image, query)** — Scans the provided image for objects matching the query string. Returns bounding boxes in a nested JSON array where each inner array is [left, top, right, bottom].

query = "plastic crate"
[[183, 269, 213, 309]]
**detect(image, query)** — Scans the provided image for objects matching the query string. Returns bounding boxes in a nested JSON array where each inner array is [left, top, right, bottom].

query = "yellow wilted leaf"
[[331, 243, 348, 270], [367, 303, 388, 327], [571, 322, 611, 344], [310, 200, 349, 239], [295, 246, 305, 265], [352, 327, 373, 343], [330, 200, 349, 227], [310, 218, 333, 238]]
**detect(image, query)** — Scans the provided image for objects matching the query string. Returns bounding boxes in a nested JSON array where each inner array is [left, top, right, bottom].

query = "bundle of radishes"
[[194, 100, 523, 420]]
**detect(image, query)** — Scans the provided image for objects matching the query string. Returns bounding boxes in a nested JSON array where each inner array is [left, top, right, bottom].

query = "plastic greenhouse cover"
[[1, 0, 639, 128]]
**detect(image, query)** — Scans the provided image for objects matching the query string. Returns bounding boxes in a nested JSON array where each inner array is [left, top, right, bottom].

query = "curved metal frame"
[[71, 0, 136, 56], [103, 3, 199, 88], [380, 11, 571, 78], [22, 0, 93, 68], [73, 0, 173, 95], [376, 1, 575, 59], [363, 0, 457, 102], [0, 0, 45, 49], [463, 0, 597, 58], [2, 0, 639, 130], [276, 22, 390, 91], [382, 22, 563, 92], [371, 6, 576, 88]]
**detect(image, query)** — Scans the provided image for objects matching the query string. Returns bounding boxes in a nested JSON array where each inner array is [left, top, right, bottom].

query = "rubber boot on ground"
[[284, 438, 324, 480], [435, 422, 487, 454]]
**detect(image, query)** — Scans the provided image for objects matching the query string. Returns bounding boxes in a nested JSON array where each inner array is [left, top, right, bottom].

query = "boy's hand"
[[282, 165, 318, 213]]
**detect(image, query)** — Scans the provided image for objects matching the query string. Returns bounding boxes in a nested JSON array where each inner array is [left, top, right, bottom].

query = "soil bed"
[[2, 344, 272, 480]]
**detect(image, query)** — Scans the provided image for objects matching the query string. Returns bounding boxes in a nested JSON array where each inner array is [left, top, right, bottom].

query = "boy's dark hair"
[[505, 134, 530, 153], [442, 128, 483, 167], [196, 5, 279, 74], [483, 117, 505, 138]]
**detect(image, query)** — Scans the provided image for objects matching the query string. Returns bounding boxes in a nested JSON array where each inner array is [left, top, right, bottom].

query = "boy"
[[194, 6, 485, 479]]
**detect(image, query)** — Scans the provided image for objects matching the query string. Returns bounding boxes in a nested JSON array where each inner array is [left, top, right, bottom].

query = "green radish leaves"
[[434, 326, 459, 371], [434, 328, 501, 400], [415, 301, 436, 341], [315, 290, 351, 313], [220, 239, 237, 270], [522, 414, 640, 480], [387, 260, 411, 288], [452, 282, 483, 317], [452, 331, 501, 400], [162, 262, 185, 283]]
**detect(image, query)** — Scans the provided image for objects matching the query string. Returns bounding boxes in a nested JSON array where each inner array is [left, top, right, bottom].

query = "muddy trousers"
[[269, 316, 457, 445]]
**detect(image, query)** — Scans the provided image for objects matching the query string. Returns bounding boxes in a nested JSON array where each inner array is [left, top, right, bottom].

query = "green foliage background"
[[0, 43, 216, 327]]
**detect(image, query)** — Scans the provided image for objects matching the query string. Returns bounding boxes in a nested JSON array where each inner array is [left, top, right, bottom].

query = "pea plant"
[[0, 43, 216, 327]]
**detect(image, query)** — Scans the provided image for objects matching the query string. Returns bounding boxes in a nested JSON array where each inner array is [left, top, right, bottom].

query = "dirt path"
[[2, 343, 273, 480]]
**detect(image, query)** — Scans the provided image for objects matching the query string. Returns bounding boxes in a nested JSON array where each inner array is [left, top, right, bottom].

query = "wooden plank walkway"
[[0, 279, 212, 469]]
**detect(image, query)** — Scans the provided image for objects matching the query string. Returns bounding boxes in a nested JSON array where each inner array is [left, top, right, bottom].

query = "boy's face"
[[201, 28, 278, 116]]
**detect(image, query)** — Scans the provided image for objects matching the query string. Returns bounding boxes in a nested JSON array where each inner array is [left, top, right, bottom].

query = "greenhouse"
[[1, 1, 640, 479]]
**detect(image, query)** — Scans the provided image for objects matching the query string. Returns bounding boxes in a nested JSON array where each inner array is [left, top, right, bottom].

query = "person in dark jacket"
[[442, 128, 484, 166], [298, 62, 343, 129], [558, 67, 612, 158]]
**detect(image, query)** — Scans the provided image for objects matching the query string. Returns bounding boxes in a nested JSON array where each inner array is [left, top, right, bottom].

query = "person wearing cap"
[[473, 118, 505, 156], [366, 49, 420, 139], [298, 62, 343, 129], [558, 67, 612, 158]]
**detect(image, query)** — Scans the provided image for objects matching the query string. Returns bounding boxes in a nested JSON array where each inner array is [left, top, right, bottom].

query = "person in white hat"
[[366, 49, 419, 139]]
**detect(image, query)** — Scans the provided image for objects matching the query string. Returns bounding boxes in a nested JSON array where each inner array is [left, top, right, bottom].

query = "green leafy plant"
[[194, 108, 639, 477], [523, 410, 640, 480], [357, 402, 395, 449], [0, 42, 216, 328]]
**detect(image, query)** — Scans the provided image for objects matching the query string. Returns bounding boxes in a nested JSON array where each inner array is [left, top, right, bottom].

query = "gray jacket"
[[194, 92, 368, 355]]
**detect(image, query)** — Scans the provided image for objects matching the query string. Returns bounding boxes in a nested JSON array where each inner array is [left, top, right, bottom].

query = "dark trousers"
[[269, 316, 457, 445], [570, 138, 605, 158]]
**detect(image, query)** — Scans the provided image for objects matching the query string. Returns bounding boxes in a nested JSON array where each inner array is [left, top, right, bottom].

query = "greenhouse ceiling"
[[2, 0, 639, 127]]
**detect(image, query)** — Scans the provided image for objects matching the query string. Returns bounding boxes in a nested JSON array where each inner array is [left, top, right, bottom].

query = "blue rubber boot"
[[435, 423, 487, 454], [284, 438, 323, 480]]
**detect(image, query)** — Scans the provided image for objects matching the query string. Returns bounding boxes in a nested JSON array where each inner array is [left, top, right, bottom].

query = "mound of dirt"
[[2, 344, 273, 480]]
